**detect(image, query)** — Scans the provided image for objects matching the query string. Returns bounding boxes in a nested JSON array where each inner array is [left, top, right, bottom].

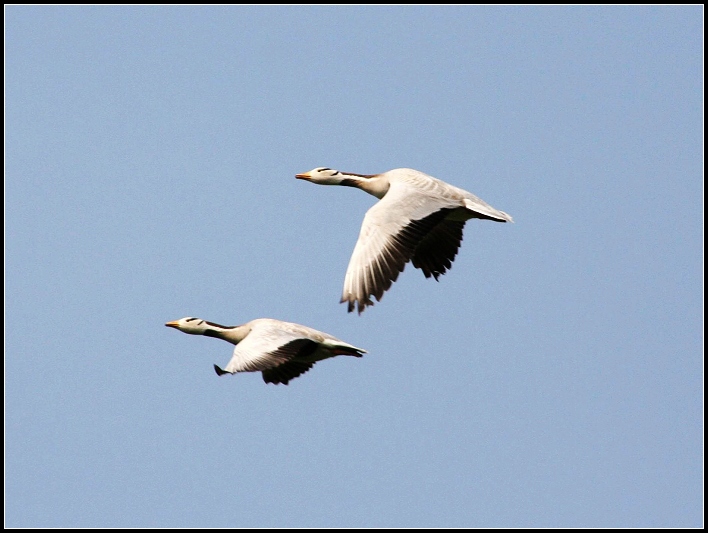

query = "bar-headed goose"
[[165, 317, 367, 385], [296, 167, 513, 314]]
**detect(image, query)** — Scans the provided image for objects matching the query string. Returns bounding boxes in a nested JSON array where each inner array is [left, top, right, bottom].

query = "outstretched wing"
[[221, 323, 318, 375], [341, 178, 462, 314]]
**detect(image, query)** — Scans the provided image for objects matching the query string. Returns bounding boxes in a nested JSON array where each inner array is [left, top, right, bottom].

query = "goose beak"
[[165, 321, 180, 329], [295, 172, 311, 180]]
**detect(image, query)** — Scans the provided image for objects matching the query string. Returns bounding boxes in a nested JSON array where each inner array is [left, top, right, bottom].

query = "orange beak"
[[165, 321, 180, 329], [295, 172, 311, 180]]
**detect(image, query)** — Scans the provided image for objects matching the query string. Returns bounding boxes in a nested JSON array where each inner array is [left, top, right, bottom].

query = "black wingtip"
[[341, 296, 371, 315], [214, 364, 228, 376], [343, 299, 358, 314], [262, 375, 290, 386]]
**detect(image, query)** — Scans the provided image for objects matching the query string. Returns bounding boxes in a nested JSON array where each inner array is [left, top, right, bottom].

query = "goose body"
[[296, 167, 513, 314], [165, 317, 366, 385]]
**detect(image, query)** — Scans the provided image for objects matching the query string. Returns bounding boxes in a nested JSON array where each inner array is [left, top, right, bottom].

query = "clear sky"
[[5, 5, 703, 528]]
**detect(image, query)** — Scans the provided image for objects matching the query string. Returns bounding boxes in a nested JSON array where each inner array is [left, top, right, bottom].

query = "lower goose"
[[165, 317, 367, 385]]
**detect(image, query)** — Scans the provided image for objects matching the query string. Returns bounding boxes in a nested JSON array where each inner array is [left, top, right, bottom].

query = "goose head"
[[165, 317, 210, 335], [295, 167, 348, 185], [296, 166, 389, 198]]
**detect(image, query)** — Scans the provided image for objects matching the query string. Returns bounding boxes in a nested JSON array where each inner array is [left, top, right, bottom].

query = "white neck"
[[200, 322, 251, 345], [340, 173, 390, 199]]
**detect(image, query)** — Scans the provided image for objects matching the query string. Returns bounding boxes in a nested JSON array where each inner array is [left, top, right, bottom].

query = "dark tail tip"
[[214, 364, 228, 376]]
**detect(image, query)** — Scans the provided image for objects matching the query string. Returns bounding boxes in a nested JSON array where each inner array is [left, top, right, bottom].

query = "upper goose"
[[165, 317, 367, 385], [296, 167, 513, 314]]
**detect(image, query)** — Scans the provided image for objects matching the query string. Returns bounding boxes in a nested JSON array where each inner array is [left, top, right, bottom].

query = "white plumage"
[[165, 317, 366, 385], [296, 167, 513, 314]]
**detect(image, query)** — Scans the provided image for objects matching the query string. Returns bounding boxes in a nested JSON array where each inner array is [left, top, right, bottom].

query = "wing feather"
[[223, 324, 318, 373], [411, 219, 465, 280], [341, 178, 460, 313], [262, 361, 315, 385]]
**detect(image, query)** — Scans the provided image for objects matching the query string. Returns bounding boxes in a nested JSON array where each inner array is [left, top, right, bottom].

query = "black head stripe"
[[204, 320, 236, 329]]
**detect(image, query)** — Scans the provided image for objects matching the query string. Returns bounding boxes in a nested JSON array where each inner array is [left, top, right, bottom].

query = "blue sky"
[[5, 5, 703, 527]]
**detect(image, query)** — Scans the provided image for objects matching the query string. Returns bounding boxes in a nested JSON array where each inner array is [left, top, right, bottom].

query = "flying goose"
[[296, 167, 513, 314], [165, 317, 367, 385]]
